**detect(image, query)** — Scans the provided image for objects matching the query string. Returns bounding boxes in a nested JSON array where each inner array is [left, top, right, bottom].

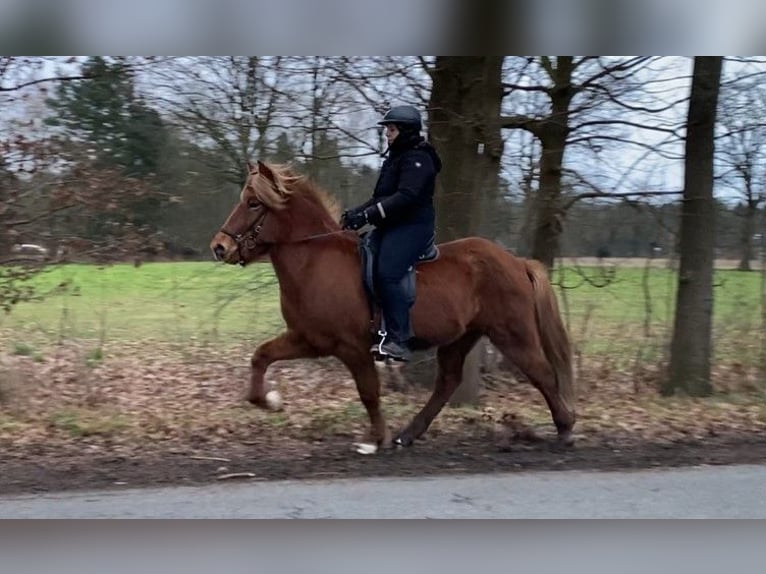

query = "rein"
[[219, 174, 355, 265], [219, 209, 351, 264], [289, 229, 351, 243]]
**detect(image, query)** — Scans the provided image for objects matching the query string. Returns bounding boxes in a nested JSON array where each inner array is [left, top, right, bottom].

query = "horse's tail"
[[524, 259, 576, 415]]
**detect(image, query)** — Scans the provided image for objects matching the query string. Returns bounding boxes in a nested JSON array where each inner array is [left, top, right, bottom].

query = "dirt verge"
[[1, 344, 764, 495]]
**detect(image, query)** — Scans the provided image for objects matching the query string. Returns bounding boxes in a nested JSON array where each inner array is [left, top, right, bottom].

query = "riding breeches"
[[369, 222, 433, 343]]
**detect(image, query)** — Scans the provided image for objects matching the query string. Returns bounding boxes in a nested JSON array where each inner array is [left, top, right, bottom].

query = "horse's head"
[[210, 160, 288, 266]]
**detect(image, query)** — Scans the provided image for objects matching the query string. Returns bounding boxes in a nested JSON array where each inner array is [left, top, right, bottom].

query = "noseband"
[[219, 207, 269, 265]]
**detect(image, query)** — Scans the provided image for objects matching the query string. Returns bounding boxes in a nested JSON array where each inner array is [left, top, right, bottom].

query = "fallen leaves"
[[0, 336, 764, 467]]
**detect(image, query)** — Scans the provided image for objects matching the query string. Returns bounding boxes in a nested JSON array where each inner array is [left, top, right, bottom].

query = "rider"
[[340, 104, 442, 362]]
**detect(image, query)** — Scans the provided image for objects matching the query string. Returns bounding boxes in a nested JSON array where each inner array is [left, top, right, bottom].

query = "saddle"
[[357, 231, 439, 338]]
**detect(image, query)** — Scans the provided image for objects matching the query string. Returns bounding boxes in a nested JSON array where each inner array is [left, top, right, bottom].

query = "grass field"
[[551, 261, 764, 364], [0, 261, 285, 346], [0, 258, 764, 368]]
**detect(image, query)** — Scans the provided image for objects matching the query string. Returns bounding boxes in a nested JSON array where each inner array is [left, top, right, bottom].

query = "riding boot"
[[374, 275, 414, 361], [371, 335, 412, 362]]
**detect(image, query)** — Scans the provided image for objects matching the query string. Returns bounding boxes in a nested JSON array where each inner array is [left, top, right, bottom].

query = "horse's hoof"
[[246, 396, 264, 408], [393, 433, 414, 448], [353, 442, 379, 455], [557, 430, 575, 447], [265, 390, 283, 411], [247, 390, 283, 411]]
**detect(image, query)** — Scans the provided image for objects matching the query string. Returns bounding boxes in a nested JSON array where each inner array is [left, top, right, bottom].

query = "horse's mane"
[[255, 162, 342, 222]]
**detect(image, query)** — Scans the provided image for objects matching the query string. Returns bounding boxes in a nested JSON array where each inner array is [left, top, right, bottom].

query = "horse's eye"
[[248, 200, 260, 210]]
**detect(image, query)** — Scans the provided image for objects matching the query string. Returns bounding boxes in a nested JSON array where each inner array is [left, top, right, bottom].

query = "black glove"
[[341, 208, 369, 230]]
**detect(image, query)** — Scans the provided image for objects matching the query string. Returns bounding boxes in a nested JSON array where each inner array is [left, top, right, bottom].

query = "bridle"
[[219, 207, 268, 251], [218, 199, 349, 265]]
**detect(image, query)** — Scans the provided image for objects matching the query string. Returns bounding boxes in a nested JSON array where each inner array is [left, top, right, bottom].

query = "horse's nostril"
[[213, 244, 226, 260]]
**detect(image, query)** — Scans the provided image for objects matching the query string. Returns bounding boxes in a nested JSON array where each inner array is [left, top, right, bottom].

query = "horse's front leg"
[[247, 330, 318, 410], [339, 352, 391, 453]]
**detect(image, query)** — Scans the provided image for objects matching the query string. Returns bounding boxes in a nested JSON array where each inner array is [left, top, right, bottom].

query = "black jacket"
[[362, 132, 442, 229]]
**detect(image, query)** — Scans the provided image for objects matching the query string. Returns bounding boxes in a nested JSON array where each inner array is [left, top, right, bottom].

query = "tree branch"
[[0, 73, 94, 92], [567, 133, 685, 160], [576, 57, 653, 92], [499, 114, 544, 138], [563, 190, 682, 212], [571, 118, 682, 137], [502, 82, 549, 94]]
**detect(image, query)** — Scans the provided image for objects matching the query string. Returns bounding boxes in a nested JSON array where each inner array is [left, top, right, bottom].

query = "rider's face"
[[384, 124, 399, 146]]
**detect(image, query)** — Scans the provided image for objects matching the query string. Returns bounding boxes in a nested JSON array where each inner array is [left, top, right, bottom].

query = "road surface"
[[1, 463, 765, 518]]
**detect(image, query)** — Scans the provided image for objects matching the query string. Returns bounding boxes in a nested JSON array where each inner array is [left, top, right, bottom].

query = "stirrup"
[[372, 333, 411, 363], [370, 330, 388, 361]]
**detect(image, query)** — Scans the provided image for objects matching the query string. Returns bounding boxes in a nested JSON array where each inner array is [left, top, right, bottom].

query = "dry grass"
[[0, 338, 764, 461]]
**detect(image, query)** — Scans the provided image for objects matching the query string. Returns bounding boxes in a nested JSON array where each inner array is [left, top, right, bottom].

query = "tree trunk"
[[738, 201, 757, 271], [402, 56, 504, 406], [531, 138, 566, 268], [429, 56, 504, 241], [516, 140, 538, 256], [530, 57, 574, 270], [663, 56, 723, 397]]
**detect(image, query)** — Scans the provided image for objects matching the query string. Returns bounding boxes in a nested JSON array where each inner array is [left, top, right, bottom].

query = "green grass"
[[12, 342, 36, 356], [48, 409, 129, 437], [553, 264, 761, 327], [552, 263, 764, 364], [0, 259, 763, 367], [0, 261, 284, 345]]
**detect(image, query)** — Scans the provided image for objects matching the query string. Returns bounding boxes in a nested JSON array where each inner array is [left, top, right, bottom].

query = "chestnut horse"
[[210, 160, 576, 453]]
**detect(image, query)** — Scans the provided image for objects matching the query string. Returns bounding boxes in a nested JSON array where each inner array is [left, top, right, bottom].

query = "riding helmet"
[[377, 105, 422, 131]]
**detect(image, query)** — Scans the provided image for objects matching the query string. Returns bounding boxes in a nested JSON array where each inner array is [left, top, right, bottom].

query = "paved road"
[[1, 463, 765, 518]]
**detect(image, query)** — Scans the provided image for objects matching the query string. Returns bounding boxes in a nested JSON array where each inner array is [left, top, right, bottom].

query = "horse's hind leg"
[[490, 332, 575, 444], [394, 331, 482, 447]]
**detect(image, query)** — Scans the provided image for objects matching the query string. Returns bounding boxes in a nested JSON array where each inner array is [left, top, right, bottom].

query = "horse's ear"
[[257, 160, 274, 181], [247, 161, 256, 174]]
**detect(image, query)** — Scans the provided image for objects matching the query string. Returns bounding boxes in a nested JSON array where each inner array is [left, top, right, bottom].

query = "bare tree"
[[500, 56, 689, 268], [664, 56, 724, 397], [146, 57, 289, 186], [716, 72, 766, 271], [146, 57, 409, 186], [403, 57, 503, 405]]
